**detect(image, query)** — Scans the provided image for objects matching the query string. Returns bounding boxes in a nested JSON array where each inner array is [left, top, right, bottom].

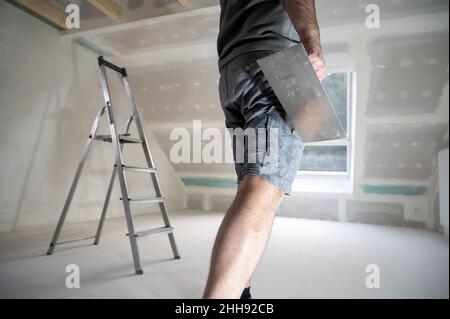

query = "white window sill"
[[291, 172, 354, 194]]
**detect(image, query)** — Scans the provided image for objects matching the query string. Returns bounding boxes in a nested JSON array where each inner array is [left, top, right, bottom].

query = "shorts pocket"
[[261, 107, 303, 178]]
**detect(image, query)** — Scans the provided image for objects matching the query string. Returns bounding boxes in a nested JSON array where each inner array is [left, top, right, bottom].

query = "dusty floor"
[[0, 210, 448, 299]]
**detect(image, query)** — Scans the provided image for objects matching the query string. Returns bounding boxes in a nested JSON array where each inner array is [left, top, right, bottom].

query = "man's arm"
[[282, 0, 327, 80]]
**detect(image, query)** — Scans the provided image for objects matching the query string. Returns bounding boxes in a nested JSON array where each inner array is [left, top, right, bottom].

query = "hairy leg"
[[203, 175, 284, 299], [237, 184, 251, 291]]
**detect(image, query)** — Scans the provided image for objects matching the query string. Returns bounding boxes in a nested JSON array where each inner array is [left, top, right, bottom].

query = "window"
[[298, 71, 355, 176], [292, 67, 356, 194]]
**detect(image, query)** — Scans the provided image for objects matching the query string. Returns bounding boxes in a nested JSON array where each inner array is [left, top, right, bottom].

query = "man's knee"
[[237, 175, 284, 210]]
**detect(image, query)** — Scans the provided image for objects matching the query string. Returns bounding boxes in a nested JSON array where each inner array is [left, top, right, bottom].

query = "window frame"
[[292, 61, 357, 194], [297, 69, 356, 177]]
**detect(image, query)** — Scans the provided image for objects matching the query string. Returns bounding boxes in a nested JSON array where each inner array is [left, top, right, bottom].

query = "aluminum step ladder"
[[46, 56, 180, 275]]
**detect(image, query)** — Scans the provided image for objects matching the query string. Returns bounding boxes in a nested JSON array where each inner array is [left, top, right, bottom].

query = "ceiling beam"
[[85, 0, 123, 21], [15, 0, 67, 30], [177, 0, 190, 7]]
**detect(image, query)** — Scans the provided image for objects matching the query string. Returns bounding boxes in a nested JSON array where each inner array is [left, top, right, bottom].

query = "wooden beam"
[[85, 0, 122, 21], [177, 0, 190, 7], [15, 0, 67, 30]]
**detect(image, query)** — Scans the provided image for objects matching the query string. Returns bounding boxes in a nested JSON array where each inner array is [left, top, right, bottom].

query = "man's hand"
[[283, 0, 327, 81], [306, 45, 327, 81]]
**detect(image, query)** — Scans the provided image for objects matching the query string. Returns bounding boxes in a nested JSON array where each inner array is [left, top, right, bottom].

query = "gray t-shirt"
[[217, 0, 300, 70]]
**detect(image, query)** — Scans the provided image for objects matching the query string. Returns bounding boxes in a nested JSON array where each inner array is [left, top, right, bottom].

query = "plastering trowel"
[[257, 43, 346, 143]]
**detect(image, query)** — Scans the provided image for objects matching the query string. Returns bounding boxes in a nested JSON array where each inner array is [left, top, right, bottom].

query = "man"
[[203, 0, 327, 299]]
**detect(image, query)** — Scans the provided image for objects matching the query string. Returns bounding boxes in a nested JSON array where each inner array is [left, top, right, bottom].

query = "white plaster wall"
[[0, 1, 185, 232]]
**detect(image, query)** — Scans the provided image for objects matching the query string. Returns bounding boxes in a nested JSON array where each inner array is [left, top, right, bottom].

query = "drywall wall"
[[346, 200, 424, 227], [0, 1, 185, 232]]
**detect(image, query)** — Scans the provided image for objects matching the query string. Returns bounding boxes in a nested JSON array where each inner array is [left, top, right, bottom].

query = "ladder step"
[[121, 196, 165, 204], [93, 134, 143, 144], [128, 226, 174, 238], [122, 166, 156, 173], [55, 236, 96, 246]]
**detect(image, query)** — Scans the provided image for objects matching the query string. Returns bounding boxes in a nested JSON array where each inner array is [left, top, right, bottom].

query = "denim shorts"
[[219, 51, 305, 194]]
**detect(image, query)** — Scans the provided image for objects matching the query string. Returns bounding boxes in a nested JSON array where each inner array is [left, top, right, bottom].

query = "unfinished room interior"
[[0, 0, 448, 300]]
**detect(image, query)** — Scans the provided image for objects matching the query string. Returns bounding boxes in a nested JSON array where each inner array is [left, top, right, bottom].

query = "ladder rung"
[[128, 227, 174, 238], [93, 134, 143, 144], [122, 166, 156, 173], [121, 196, 165, 204], [55, 236, 96, 246]]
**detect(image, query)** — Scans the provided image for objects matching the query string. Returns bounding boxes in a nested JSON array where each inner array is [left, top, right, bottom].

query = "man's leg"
[[203, 175, 284, 299]]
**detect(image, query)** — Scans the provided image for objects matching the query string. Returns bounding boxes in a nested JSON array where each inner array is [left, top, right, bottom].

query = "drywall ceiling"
[[53, 0, 220, 31], [128, 58, 222, 123], [60, 0, 449, 33], [68, 0, 449, 60], [316, 0, 449, 26], [366, 32, 449, 117], [364, 123, 449, 180], [91, 7, 219, 55]]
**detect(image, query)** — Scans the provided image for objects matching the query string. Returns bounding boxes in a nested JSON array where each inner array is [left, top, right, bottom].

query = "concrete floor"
[[0, 210, 448, 299]]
